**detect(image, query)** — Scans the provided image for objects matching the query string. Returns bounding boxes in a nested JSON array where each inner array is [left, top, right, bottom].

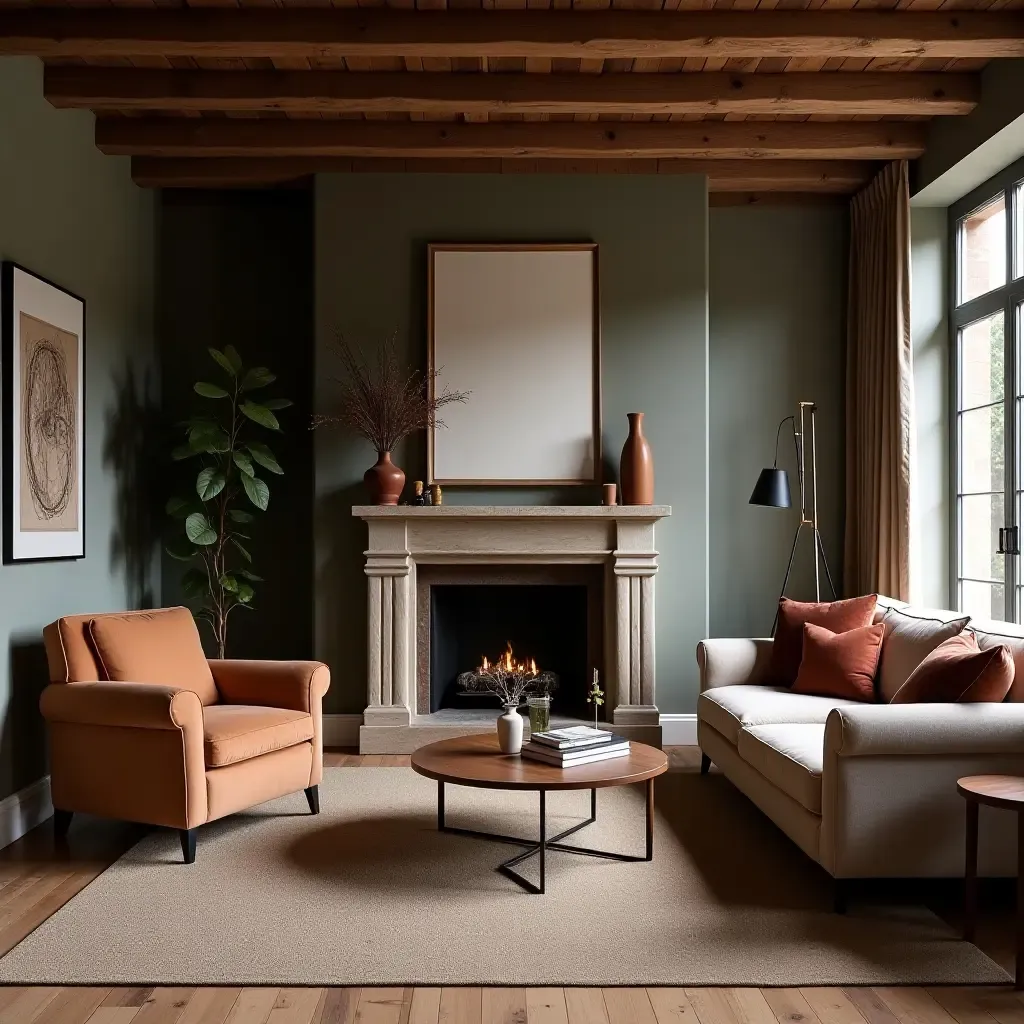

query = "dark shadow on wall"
[[1, 639, 49, 797], [102, 360, 162, 610], [158, 189, 315, 661]]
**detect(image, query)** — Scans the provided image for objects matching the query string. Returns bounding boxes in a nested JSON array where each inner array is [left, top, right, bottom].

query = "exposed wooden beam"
[[5, 10, 1024, 60], [46, 66, 978, 117], [131, 155, 875, 191], [99, 118, 926, 160]]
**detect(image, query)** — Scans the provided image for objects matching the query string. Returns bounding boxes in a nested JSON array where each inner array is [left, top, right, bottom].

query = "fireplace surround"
[[354, 505, 671, 753]]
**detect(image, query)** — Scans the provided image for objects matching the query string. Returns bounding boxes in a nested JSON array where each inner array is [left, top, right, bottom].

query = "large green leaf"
[[236, 582, 255, 604], [188, 423, 230, 454], [194, 382, 229, 399], [236, 569, 264, 582], [228, 508, 254, 524], [224, 345, 243, 373], [241, 473, 270, 511], [232, 451, 255, 477], [196, 467, 226, 501], [219, 574, 239, 593], [185, 512, 217, 546], [208, 347, 236, 376], [246, 442, 283, 475], [231, 537, 252, 562], [182, 568, 208, 598], [240, 401, 280, 431], [263, 398, 293, 411], [241, 367, 276, 391], [172, 444, 196, 462], [166, 496, 191, 518], [166, 543, 196, 562]]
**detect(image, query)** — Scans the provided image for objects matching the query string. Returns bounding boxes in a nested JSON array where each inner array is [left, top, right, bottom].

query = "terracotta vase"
[[619, 412, 654, 505], [364, 451, 405, 506]]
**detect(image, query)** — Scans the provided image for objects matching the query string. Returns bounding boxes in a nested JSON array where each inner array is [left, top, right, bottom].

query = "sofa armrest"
[[825, 702, 1024, 757], [696, 638, 774, 691], [40, 681, 203, 731], [208, 660, 330, 713]]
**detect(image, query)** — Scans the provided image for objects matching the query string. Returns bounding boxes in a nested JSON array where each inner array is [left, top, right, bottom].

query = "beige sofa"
[[696, 596, 1024, 905]]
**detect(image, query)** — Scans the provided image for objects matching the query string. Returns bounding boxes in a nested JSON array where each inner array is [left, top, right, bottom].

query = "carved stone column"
[[611, 518, 661, 746], [361, 518, 413, 747]]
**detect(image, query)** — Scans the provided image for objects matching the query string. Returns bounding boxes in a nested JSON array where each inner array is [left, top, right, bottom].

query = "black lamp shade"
[[750, 468, 792, 508]]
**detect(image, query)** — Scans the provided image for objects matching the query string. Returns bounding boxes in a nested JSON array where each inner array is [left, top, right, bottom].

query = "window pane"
[[960, 405, 1004, 493], [960, 194, 1006, 303], [960, 312, 1005, 408], [960, 492, 1005, 581], [1015, 183, 1023, 280], [962, 579, 1005, 620]]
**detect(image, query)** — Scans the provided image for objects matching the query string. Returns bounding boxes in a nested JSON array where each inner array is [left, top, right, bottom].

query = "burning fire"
[[479, 642, 538, 677]]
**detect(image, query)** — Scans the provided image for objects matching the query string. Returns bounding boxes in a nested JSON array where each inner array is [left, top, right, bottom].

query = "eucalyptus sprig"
[[166, 345, 291, 657], [587, 670, 605, 730]]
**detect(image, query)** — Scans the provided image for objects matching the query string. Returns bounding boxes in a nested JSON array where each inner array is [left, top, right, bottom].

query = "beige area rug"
[[0, 767, 1009, 986]]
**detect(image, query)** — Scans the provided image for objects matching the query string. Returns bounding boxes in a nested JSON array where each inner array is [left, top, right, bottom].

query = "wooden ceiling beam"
[[6, 9, 1024, 60], [45, 67, 979, 117], [130, 155, 875, 191], [98, 118, 926, 160]]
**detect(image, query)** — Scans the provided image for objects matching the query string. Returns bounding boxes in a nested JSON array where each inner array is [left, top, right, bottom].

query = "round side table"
[[957, 774, 1024, 989]]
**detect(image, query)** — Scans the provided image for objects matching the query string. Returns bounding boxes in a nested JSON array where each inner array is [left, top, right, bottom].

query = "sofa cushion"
[[697, 684, 861, 745], [876, 605, 970, 703], [891, 632, 1015, 704], [792, 622, 884, 702], [769, 595, 878, 686], [971, 618, 1024, 702], [88, 608, 218, 705], [737, 724, 825, 814], [203, 705, 314, 768]]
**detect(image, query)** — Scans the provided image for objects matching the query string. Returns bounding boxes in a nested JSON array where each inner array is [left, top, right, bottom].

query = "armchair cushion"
[[202, 705, 313, 768], [88, 608, 218, 705]]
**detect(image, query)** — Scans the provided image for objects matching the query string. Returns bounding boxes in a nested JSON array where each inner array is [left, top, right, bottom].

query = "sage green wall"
[[708, 206, 847, 638], [315, 173, 709, 715], [0, 57, 157, 798]]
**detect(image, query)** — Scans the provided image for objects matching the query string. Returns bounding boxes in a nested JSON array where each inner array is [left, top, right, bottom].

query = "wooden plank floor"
[[0, 748, 1017, 1024]]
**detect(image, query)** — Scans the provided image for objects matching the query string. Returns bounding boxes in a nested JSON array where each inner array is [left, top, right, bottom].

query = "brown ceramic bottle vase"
[[364, 451, 406, 506], [619, 412, 654, 505]]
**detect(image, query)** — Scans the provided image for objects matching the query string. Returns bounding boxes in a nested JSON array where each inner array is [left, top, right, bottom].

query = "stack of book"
[[521, 726, 630, 767]]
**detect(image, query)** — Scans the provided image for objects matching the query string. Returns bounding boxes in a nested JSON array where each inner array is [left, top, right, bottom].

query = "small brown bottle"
[[430, 483, 443, 506]]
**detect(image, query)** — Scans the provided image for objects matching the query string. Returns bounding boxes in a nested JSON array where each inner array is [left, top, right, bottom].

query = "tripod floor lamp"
[[749, 401, 837, 627]]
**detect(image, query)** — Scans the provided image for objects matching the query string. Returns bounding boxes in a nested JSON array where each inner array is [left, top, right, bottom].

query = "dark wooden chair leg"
[[305, 785, 320, 815], [179, 828, 197, 864], [700, 753, 711, 775], [53, 809, 73, 840]]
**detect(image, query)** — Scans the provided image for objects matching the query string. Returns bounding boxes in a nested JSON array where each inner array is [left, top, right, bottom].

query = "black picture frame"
[[1, 261, 86, 564]]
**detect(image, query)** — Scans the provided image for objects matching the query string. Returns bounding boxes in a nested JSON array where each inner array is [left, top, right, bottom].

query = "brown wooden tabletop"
[[957, 775, 1024, 811], [410, 733, 668, 792]]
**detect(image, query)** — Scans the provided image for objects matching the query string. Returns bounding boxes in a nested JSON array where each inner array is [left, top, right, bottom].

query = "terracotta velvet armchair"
[[40, 607, 330, 863]]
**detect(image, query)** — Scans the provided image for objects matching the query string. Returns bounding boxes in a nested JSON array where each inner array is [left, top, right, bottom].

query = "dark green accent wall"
[[314, 173, 710, 715], [0, 58, 157, 799], [158, 190, 315, 661]]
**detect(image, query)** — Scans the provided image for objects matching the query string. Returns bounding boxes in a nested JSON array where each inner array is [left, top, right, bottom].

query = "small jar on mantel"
[[619, 412, 654, 505]]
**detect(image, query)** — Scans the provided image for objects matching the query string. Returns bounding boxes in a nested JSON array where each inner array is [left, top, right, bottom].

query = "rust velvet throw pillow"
[[791, 622, 884, 702], [890, 632, 1014, 704], [770, 594, 878, 686]]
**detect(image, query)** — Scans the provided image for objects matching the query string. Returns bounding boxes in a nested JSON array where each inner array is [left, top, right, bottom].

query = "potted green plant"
[[166, 345, 291, 657]]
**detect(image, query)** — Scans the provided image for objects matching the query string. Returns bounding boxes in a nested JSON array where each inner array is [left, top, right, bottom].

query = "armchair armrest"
[[208, 660, 330, 713], [825, 702, 1024, 757], [40, 681, 203, 731], [696, 638, 774, 691]]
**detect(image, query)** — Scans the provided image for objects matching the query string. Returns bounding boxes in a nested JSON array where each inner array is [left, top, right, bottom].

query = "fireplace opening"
[[429, 584, 589, 717]]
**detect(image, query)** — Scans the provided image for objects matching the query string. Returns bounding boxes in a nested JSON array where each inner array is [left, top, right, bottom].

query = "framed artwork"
[[1, 262, 85, 563], [428, 243, 601, 486]]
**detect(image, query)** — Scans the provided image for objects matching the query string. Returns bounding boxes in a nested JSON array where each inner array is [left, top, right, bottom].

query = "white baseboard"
[[659, 713, 697, 746], [329, 712, 697, 748], [323, 714, 363, 748], [0, 775, 52, 851]]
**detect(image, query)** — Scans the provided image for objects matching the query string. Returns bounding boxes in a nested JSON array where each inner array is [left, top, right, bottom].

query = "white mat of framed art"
[[428, 244, 600, 486], [1, 263, 85, 562]]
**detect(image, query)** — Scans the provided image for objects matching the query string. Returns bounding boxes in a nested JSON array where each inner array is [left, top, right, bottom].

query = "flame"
[[477, 642, 540, 676]]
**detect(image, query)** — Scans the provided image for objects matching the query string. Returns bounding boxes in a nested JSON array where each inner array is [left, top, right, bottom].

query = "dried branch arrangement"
[[458, 643, 559, 708], [313, 333, 469, 453]]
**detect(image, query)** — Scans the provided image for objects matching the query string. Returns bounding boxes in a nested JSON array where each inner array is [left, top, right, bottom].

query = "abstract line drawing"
[[18, 312, 79, 533]]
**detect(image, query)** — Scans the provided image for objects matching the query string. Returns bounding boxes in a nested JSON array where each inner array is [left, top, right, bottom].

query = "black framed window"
[[951, 158, 1024, 622]]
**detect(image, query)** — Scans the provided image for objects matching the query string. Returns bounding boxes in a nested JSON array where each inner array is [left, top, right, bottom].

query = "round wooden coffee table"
[[410, 733, 668, 894], [958, 775, 1024, 989]]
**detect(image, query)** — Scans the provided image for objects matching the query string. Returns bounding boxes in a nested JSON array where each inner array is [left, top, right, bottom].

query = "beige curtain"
[[844, 160, 913, 601]]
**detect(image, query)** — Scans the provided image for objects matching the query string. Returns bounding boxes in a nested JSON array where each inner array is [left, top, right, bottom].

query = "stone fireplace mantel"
[[353, 505, 671, 753]]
